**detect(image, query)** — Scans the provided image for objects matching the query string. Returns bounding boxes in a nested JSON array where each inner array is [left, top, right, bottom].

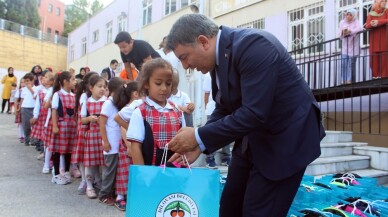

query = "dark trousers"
[[219, 147, 305, 217], [1, 98, 10, 112], [99, 154, 118, 198], [21, 107, 33, 145]]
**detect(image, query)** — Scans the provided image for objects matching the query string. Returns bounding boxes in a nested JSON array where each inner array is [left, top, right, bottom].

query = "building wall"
[[38, 0, 65, 35], [0, 30, 67, 72]]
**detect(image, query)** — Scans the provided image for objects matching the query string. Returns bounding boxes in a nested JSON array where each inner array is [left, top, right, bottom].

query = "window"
[[181, 0, 189, 7], [165, 0, 177, 15], [106, 22, 113, 44], [70, 45, 74, 62], [47, 28, 52, 34], [118, 15, 126, 32], [237, 18, 265, 29], [336, 0, 373, 46], [48, 4, 53, 13], [93, 30, 99, 43], [143, 0, 152, 25], [288, 2, 325, 53], [56, 8, 60, 16], [81, 38, 87, 56]]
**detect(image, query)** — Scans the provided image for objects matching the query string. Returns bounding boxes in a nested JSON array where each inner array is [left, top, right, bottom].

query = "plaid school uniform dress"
[[49, 91, 77, 154], [115, 141, 132, 195], [30, 90, 48, 141], [83, 100, 105, 167], [139, 101, 182, 166], [71, 101, 89, 164], [14, 89, 22, 124]]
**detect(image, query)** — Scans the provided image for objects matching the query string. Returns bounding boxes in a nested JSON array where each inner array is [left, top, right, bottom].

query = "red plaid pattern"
[[45, 119, 53, 148], [30, 90, 49, 141], [83, 100, 105, 167], [71, 106, 89, 164], [115, 142, 131, 195], [14, 89, 22, 123], [14, 108, 21, 123], [49, 92, 76, 154], [139, 101, 181, 165]]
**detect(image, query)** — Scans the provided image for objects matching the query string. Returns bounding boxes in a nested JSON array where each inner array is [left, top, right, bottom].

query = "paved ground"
[[0, 114, 124, 217]]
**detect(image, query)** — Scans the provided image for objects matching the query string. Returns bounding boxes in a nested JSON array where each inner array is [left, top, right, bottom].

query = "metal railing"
[[0, 18, 68, 46], [289, 25, 388, 136]]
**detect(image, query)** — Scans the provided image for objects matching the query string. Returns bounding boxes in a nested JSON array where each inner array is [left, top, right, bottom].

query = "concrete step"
[[320, 142, 368, 157], [321, 131, 353, 143], [306, 155, 370, 176], [353, 146, 388, 171], [350, 169, 388, 185]]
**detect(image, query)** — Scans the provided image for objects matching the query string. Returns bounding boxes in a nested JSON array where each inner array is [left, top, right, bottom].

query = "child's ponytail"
[[113, 81, 139, 111]]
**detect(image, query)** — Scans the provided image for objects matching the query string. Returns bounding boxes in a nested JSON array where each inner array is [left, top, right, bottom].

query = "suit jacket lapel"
[[217, 26, 232, 107]]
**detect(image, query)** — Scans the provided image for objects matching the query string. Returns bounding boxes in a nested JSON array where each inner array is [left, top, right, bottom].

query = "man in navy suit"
[[167, 14, 326, 216], [101, 59, 118, 81]]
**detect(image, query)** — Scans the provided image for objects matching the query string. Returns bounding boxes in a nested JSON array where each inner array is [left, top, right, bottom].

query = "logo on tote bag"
[[155, 193, 199, 217]]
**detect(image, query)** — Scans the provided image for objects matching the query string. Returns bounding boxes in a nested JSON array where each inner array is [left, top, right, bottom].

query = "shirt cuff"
[[195, 128, 206, 152]]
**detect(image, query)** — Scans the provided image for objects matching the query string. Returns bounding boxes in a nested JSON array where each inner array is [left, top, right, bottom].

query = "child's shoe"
[[86, 188, 97, 199], [36, 153, 45, 161], [19, 137, 25, 143], [42, 167, 50, 174], [77, 181, 87, 195], [64, 172, 72, 184], [99, 195, 115, 206], [71, 167, 81, 178], [114, 199, 126, 211], [51, 175, 68, 185]]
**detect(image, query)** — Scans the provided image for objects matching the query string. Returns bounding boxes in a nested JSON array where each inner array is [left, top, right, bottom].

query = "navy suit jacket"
[[198, 26, 325, 181], [101, 67, 115, 80]]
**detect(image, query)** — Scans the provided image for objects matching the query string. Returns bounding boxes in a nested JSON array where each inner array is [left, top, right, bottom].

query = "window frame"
[[106, 21, 113, 44], [93, 30, 99, 43], [288, 2, 325, 54], [164, 0, 177, 16], [143, 0, 152, 26], [81, 38, 87, 56]]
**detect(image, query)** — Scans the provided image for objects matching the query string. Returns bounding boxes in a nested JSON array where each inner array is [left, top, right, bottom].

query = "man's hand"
[[168, 146, 202, 165], [168, 127, 198, 154]]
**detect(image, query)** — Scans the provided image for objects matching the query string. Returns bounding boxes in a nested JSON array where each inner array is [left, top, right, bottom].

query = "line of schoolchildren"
[[13, 58, 195, 212]]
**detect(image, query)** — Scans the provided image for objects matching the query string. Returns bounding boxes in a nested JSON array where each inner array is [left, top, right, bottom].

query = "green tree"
[[0, 0, 6, 18], [90, 0, 103, 15], [4, 0, 40, 28], [62, 0, 103, 37]]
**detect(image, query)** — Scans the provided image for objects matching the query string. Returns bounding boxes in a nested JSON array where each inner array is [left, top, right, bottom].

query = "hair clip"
[[56, 71, 62, 75], [123, 84, 127, 88]]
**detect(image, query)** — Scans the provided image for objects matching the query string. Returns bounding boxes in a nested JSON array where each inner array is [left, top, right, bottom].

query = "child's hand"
[[186, 103, 195, 112], [102, 141, 111, 152], [89, 115, 99, 123], [16, 107, 20, 112], [126, 141, 132, 157], [53, 126, 59, 134], [30, 118, 37, 125]]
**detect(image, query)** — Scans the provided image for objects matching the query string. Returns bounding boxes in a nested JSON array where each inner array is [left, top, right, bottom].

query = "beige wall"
[[0, 30, 67, 72], [324, 111, 388, 147]]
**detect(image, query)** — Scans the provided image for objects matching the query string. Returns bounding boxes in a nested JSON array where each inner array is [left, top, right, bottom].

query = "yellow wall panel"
[[0, 30, 67, 72]]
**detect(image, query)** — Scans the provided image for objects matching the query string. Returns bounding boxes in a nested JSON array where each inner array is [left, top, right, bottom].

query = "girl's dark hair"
[[8, 67, 13, 72], [30, 65, 42, 73], [108, 77, 124, 95], [86, 74, 105, 97], [113, 81, 139, 111], [75, 72, 98, 112], [53, 71, 72, 95], [138, 58, 173, 96]]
